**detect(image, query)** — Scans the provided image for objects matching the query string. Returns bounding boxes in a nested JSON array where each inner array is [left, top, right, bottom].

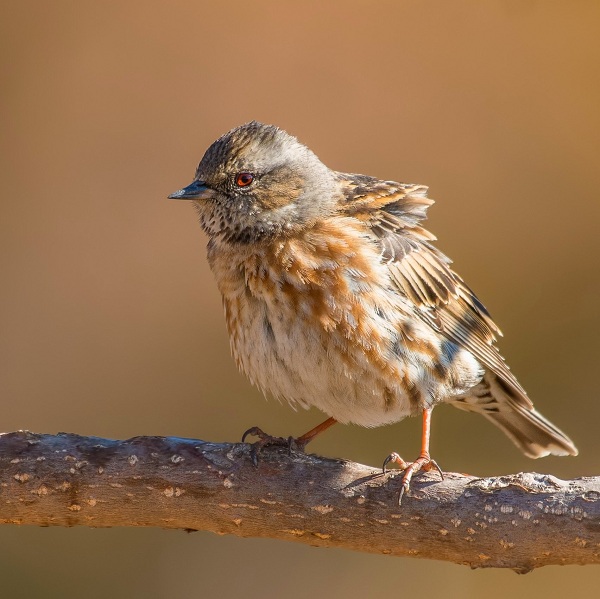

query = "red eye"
[[235, 172, 254, 187]]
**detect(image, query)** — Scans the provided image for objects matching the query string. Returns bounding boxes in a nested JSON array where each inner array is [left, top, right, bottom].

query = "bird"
[[169, 121, 577, 502]]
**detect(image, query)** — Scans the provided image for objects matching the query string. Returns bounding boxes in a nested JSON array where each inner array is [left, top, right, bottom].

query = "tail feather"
[[451, 371, 578, 458]]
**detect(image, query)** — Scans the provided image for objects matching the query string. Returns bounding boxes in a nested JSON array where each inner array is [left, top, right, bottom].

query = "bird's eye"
[[235, 172, 254, 187]]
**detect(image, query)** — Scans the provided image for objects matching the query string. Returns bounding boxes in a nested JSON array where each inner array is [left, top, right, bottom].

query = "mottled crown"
[[196, 121, 321, 182]]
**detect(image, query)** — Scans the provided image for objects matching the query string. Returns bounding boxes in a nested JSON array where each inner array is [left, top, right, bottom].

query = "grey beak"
[[168, 180, 210, 200]]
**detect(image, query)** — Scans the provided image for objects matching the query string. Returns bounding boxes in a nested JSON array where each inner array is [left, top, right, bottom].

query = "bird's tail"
[[450, 371, 578, 458]]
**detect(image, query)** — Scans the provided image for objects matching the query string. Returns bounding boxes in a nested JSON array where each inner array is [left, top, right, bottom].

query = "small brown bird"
[[169, 121, 577, 502]]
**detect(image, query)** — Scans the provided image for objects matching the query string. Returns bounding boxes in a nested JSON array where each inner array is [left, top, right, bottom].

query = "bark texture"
[[1, 431, 598, 571]]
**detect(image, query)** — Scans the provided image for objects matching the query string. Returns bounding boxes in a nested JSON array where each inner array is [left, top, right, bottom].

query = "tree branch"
[[0, 431, 597, 571]]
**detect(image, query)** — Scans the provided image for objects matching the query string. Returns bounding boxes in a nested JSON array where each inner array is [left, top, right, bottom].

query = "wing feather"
[[337, 173, 529, 403]]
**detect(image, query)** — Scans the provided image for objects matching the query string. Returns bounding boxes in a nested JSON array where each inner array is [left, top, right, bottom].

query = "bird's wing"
[[337, 173, 531, 407]]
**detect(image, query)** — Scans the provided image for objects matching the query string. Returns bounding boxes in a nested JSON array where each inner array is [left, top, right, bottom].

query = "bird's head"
[[169, 121, 338, 243]]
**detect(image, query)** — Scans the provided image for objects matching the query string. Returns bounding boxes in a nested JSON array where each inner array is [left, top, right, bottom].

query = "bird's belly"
[[229, 304, 409, 426], [223, 287, 483, 428]]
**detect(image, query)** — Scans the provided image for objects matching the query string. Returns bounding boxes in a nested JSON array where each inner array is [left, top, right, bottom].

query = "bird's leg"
[[292, 416, 338, 450], [242, 417, 337, 466], [382, 408, 444, 504]]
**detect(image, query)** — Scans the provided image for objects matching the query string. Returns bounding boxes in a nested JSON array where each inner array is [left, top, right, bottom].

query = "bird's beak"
[[168, 180, 211, 200]]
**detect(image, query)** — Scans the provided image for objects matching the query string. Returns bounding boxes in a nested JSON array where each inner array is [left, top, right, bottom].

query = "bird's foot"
[[241, 417, 337, 466], [382, 452, 444, 505], [241, 427, 305, 466]]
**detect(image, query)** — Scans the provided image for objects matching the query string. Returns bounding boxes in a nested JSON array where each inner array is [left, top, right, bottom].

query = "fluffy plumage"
[[169, 121, 577, 462]]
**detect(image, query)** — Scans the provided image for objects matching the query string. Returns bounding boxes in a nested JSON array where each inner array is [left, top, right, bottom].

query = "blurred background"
[[1, 1, 599, 597]]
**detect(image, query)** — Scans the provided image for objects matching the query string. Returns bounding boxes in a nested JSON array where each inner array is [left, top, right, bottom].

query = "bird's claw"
[[382, 452, 444, 505], [382, 451, 408, 473], [241, 426, 300, 466]]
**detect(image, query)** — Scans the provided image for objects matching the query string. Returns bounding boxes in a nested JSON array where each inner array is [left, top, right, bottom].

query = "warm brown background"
[[1, 1, 599, 597]]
